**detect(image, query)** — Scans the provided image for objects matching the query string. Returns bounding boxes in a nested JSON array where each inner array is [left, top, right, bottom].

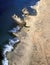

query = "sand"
[[7, 0, 50, 65]]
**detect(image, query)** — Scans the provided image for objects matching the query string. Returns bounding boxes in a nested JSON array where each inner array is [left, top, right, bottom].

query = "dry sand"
[[7, 0, 50, 65]]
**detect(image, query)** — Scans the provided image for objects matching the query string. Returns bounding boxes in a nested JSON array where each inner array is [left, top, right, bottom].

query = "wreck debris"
[[12, 14, 30, 28], [12, 14, 26, 27], [22, 8, 29, 15]]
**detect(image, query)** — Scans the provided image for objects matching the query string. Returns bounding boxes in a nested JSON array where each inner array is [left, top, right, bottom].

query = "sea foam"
[[2, 37, 20, 65], [8, 26, 21, 33], [2, 57, 8, 65]]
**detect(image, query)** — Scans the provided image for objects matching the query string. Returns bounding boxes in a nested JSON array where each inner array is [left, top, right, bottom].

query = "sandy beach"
[[7, 0, 50, 65]]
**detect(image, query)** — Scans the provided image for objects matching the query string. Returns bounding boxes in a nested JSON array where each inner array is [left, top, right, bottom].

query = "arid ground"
[[7, 0, 50, 65]]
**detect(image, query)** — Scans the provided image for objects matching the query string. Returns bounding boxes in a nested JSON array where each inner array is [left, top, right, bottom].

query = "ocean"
[[0, 0, 40, 65]]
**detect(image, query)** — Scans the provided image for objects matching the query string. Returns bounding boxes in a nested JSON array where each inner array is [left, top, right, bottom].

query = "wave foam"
[[2, 37, 20, 65], [8, 26, 21, 33]]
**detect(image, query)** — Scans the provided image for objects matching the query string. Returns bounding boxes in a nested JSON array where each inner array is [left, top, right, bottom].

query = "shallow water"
[[0, 0, 40, 65]]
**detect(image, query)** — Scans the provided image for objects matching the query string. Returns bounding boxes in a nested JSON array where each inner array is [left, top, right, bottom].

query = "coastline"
[[0, 0, 40, 65]]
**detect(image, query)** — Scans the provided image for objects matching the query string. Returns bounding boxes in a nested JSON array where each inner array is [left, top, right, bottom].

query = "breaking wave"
[[2, 37, 20, 65]]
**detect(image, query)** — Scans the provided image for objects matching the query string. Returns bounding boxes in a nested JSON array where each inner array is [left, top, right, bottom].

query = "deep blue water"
[[0, 0, 40, 13], [0, 0, 40, 64], [0, 0, 40, 43]]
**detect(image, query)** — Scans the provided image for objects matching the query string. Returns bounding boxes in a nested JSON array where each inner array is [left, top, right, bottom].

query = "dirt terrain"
[[7, 0, 50, 65]]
